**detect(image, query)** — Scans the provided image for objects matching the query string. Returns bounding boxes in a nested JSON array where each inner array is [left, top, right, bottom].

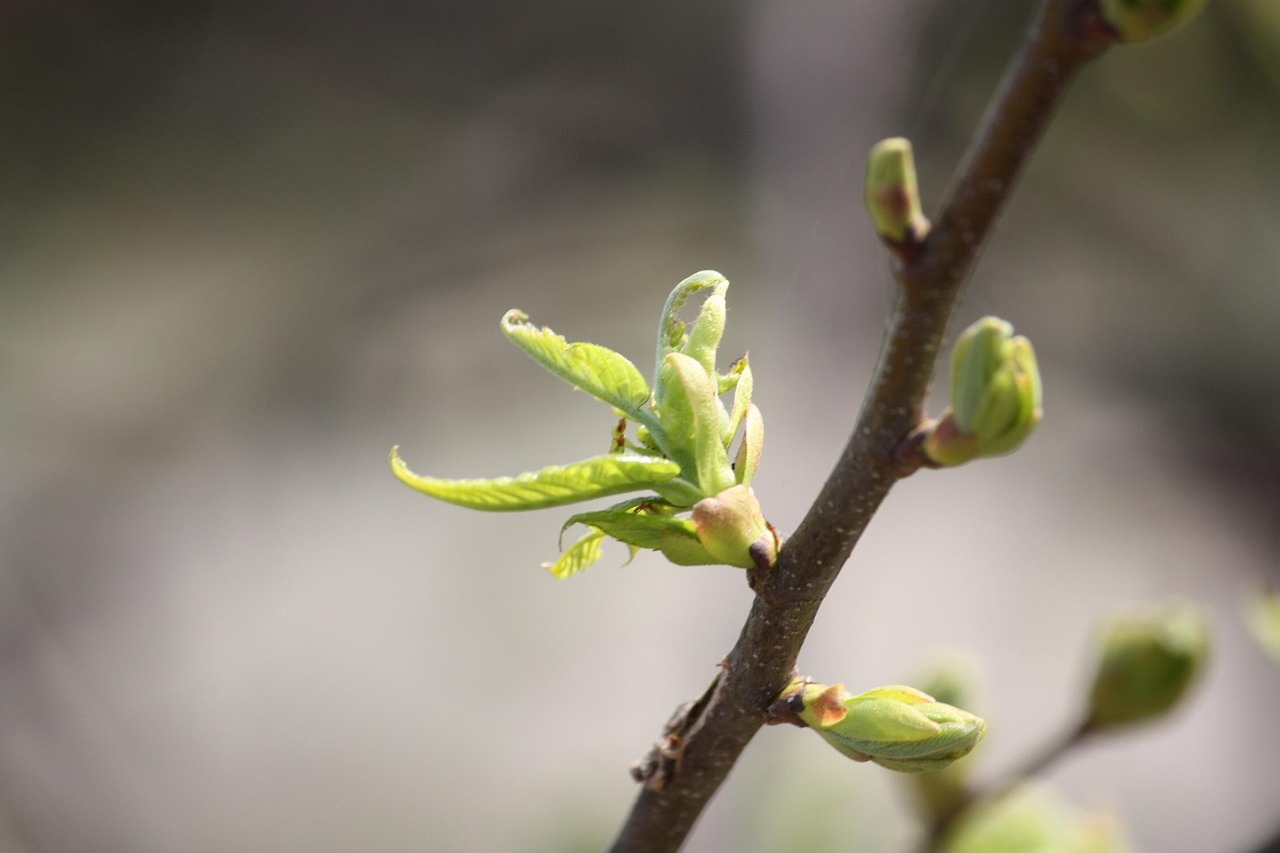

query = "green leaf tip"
[[923, 316, 1042, 467], [390, 447, 680, 512], [866, 137, 928, 245], [1085, 600, 1209, 729], [780, 680, 986, 773], [1100, 0, 1208, 43]]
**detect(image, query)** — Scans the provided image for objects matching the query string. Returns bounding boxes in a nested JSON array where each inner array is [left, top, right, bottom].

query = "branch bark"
[[608, 2, 1111, 850]]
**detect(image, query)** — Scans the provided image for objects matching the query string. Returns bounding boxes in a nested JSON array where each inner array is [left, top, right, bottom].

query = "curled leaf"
[[654, 271, 729, 402], [390, 448, 680, 511]]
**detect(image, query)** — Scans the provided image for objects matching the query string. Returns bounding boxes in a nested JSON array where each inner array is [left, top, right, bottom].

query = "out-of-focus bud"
[[865, 137, 929, 245], [781, 681, 985, 773], [1085, 601, 1209, 729], [942, 785, 1133, 853], [681, 484, 777, 570], [923, 317, 1042, 467], [1099, 0, 1207, 43]]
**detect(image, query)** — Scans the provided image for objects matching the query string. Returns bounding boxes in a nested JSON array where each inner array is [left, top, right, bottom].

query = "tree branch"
[[608, 3, 1111, 850]]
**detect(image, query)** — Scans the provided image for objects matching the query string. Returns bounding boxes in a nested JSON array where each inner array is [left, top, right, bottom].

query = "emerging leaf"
[[724, 356, 753, 446], [390, 448, 680, 511], [563, 506, 699, 552], [543, 528, 607, 579], [501, 309, 659, 431], [662, 353, 736, 496], [733, 403, 764, 486]]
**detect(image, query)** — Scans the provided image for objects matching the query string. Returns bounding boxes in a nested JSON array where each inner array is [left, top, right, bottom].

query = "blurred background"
[[3, 1, 1280, 851]]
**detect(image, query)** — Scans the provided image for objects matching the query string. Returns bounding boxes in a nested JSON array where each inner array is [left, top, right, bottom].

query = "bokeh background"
[[3, 1, 1280, 851]]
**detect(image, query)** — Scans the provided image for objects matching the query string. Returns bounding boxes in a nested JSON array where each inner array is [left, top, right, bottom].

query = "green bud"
[[1085, 601, 1209, 729], [784, 681, 985, 773], [1099, 0, 1207, 43], [923, 316, 1042, 467], [865, 137, 929, 245], [678, 484, 776, 570]]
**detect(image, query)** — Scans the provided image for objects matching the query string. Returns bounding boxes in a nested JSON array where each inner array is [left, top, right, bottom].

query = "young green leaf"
[[501, 310, 659, 430], [390, 448, 680, 511], [543, 528, 607, 579], [562, 506, 700, 552]]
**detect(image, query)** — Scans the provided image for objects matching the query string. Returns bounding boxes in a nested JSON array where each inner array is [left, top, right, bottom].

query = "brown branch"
[[607, 2, 1112, 850]]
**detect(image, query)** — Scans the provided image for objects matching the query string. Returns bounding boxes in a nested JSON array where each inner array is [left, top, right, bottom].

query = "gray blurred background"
[[3, 1, 1280, 851]]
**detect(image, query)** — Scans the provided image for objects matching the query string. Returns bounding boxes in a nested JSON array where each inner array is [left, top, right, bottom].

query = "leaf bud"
[[1085, 601, 1209, 729], [684, 484, 777, 570], [782, 681, 985, 773], [866, 137, 929, 245], [1099, 0, 1207, 43], [923, 316, 1042, 467]]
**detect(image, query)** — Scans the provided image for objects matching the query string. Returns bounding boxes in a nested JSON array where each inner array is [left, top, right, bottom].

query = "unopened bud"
[[924, 317, 1042, 467], [866, 137, 929, 245], [1100, 0, 1207, 43], [1086, 601, 1209, 729], [679, 484, 776, 570], [783, 681, 985, 773]]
